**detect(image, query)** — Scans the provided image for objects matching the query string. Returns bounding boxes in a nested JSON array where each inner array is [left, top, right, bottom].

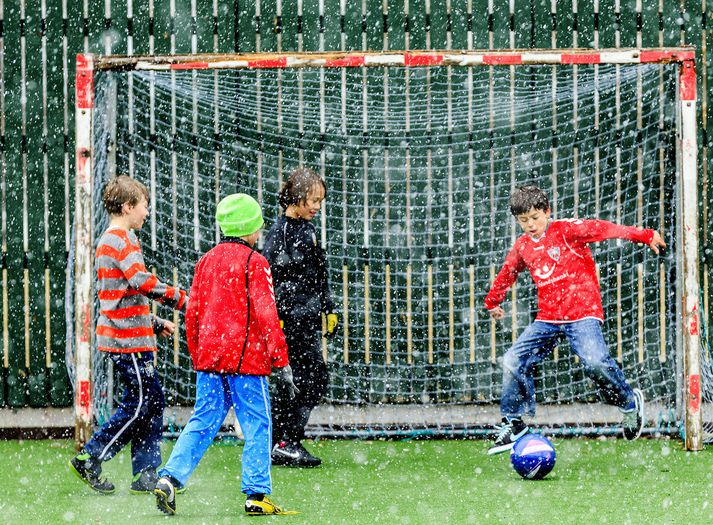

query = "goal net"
[[69, 49, 703, 446]]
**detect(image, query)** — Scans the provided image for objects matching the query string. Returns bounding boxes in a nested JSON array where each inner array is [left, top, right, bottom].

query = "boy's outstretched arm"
[[484, 244, 525, 321], [563, 218, 661, 253], [97, 230, 186, 310], [648, 230, 666, 254]]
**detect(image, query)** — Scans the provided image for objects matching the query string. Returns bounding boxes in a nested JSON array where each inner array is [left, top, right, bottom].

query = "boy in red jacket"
[[484, 186, 666, 455], [154, 194, 298, 516]]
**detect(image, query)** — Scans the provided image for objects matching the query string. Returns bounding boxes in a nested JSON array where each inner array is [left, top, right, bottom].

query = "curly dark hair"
[[278, 167, 326, 210], [509, 185, 550, 216]]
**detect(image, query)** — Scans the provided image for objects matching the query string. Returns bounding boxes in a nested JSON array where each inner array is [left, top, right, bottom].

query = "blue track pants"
[[159, 372, 272, 496]]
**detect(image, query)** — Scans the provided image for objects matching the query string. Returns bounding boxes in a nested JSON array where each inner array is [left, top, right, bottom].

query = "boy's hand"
[[648, 231, 666, 254], [155, 319, 176, 338], [489, 307, 505, 320], [273, 365, 299, 400]]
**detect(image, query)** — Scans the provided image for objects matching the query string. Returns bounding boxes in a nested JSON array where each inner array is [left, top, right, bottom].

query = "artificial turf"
[[1, 437, 712, 524]]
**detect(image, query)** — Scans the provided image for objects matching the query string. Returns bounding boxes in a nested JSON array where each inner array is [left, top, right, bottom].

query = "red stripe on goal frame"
[[325, 56, 366, 67], [640, 50, 695, 63], [75, 54, 94, 109], [561, 53, 600, 64], [171, 61, 209, 70], [248, 57, 288, 69], [404, 53, 444, 66], [482, 54, 522, 65], [679, 60, 697, 101]]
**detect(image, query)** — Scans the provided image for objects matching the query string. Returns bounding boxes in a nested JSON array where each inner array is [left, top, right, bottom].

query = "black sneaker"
[[297, 442, 322, 467], [129, 469, 158, 494], [154, 477, 177, 515], [69, 452, 115, 494], [271, 441, 301, 466], [271, 441, 321, 468], [622, 388, 645, 441], [487, 417, 530, 455]]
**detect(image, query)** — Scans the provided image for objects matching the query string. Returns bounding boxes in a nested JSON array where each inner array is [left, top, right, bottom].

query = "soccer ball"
[[510, 433, 556, 480]]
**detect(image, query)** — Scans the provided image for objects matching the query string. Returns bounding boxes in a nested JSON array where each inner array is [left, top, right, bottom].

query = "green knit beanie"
[[215, 193, 264, 238]]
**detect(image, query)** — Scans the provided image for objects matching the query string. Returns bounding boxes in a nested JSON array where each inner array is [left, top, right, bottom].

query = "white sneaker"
[[622, 388, 645, 441]]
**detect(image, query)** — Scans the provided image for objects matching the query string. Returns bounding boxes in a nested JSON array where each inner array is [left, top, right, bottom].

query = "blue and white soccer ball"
[[510, 433, 556, 480]]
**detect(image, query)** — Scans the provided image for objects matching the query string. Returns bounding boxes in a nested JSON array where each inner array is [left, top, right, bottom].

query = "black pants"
[[84, 352, 164, 475], [272, 322, 328, 446]]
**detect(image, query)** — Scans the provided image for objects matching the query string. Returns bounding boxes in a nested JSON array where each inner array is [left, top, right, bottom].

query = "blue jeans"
[[500, 319, 635, 418], [84, 352, 164, 475], [159, 372, 272, 496]]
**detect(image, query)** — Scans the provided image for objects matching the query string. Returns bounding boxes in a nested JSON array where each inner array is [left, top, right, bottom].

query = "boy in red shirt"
[[154, 193, 298, 516], [484, 186, 666, 455]]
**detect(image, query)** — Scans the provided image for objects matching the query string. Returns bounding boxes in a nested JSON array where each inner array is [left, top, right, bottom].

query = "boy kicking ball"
[[484, 185, 666, 455]]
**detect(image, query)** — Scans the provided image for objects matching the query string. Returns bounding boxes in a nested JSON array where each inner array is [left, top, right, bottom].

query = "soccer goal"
[[69, 48, 704, 450]]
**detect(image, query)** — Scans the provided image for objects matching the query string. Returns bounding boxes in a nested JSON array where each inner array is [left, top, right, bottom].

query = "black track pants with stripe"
[[84, 352, 165, 475]]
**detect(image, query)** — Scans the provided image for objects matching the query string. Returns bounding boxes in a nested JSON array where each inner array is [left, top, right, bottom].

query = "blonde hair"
[[102, 175, 150, 215]]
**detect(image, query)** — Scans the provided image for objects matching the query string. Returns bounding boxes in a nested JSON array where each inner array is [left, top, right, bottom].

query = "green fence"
[[0, 0, 711, 409]]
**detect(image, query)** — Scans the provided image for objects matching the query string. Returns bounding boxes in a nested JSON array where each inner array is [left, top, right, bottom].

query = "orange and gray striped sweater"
[[95, 226, 186, 353]]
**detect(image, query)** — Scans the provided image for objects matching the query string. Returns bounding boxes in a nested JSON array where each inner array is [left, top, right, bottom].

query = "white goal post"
[[73, 48, 702, 450]]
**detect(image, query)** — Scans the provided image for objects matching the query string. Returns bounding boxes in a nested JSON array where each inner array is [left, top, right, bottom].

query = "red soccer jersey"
[[484, 219, 655, 323]]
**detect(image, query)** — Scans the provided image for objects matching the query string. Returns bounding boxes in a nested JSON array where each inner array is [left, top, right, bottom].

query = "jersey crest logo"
[[547, 247, 560, 262]]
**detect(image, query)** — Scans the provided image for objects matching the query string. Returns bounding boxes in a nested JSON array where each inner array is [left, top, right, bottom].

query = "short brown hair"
[[102, 175, 150, 215], [278, 167, 326, 210], [509, 185, 550, 216]]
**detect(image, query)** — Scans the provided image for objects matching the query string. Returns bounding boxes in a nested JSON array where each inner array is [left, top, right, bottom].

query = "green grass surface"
[[1, 437, 713, 524]]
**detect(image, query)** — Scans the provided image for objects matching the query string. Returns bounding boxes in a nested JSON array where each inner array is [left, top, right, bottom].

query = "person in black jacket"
[[262, 167, 338, 468]]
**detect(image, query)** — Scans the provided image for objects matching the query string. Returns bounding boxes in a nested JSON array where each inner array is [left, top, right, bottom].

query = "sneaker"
[[271, 441, 301, 466], [154, 477, 177, 515], [129, 470, 158, 494], [245, 495, 299, 516], [296, 442, 322, 467], [487, 417, 530, 455], [271, 441, 321, 468], [69, 452, 115, 494], [622, 388, 645, 441]]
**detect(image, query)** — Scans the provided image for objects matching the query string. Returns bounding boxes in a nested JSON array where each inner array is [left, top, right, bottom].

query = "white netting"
[[78, 59, 686, 435]]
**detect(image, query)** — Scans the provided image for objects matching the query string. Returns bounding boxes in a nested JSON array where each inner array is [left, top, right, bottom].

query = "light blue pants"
[[159, 372, 272, 496], [500, 319, 636, 418]]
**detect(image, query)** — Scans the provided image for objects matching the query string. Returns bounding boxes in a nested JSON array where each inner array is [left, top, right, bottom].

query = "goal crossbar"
[[92, 47, 695, 71]]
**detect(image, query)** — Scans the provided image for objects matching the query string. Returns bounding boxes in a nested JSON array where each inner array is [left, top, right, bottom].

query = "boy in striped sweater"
[[70, 175, 186, 494]]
